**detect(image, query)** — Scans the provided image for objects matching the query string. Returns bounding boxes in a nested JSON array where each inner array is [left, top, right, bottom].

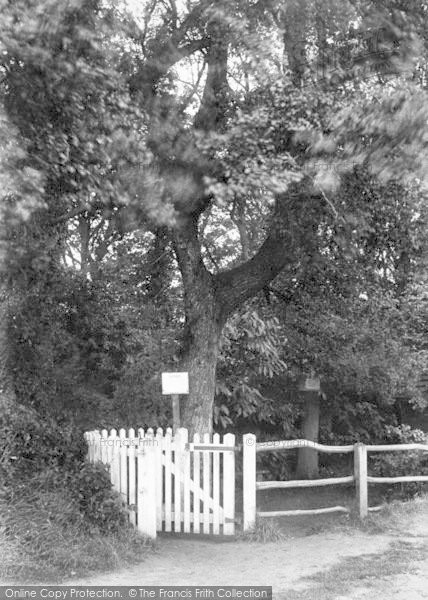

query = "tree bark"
[[282, 0, 308, 86], [179, 306, 223, 435], [296, 391, 321, 479], [79, 214, 90, 277], [172, 217, 224, 435]]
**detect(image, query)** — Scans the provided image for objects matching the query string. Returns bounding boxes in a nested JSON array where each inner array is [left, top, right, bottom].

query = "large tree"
[[2, 0, 428, 433], [119, 0, 428, 433]]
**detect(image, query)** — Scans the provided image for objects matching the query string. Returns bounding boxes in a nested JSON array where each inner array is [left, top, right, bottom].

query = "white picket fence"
[[84, 427, 236, 539]]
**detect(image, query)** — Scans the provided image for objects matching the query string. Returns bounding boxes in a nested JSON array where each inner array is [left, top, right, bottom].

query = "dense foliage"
[[0, 401, 149, 580]]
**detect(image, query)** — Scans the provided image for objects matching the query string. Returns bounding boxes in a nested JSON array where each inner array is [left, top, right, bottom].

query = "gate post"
[[137, 442, 157, 538], [243, 433, 257, 531], [354, 442, 368, 519], [223, 433, 236, 535]]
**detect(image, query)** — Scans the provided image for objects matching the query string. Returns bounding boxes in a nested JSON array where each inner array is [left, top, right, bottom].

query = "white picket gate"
[[84, 427, 236, 539]]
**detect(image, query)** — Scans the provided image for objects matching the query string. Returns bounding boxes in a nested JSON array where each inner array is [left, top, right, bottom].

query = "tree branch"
[[129, 0, 214, 96], [215, 187, 312, 316], [130, 37, 207, 97], [52, 207, 84, 224], [193, 16, 230, 132]]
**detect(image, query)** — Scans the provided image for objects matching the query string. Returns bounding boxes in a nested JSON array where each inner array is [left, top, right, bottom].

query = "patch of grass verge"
[[238, 517, 288, 543], [0, 521, 153, 584], [278, 540, 428, 600], [344, 493, 428, 536]]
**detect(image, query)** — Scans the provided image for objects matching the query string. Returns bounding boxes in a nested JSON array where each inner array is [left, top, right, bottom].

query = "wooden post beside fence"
[[354, 442, 368, 519], [243, 433, 257, 531], [223, 433, 236, 535]]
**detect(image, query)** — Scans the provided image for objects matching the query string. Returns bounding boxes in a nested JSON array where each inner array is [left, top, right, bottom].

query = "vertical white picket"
[[223, 433, 235, 535], [93, 431, 101, 462], [110, 429, 120, 493], [202, 432, 211, 534], [212, 433, 220, 534], [138, 428, 145, 440], [137, 444, 157, 538], [107, 429, 117, 465], [174, 429, 182, 532], [155, 428, 163, 531], [128, 428, 136, 526], [193, 433, 201, 534], [181, 429, 190, 533], [119, 429, 127, 506], [100, 429, 108, 464], [146, 426, 155, 520], [164, 429, 172, 532]]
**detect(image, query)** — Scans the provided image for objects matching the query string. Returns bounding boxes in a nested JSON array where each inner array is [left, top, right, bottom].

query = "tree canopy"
[[1, 0, 428, 435]]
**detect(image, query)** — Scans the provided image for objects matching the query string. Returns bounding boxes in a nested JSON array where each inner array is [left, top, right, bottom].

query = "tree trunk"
[[296, 391, 320, 479], [171, 189, 313, 434], [78, 214, 90, 278], [180, 308, 223, 435], [172, 217, 224, 436]]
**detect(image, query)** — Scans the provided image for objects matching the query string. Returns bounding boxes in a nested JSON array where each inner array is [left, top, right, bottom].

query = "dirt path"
[[66, 503, 428, 599], [66, 532, 394, 589], [64, 503, 428, 600]]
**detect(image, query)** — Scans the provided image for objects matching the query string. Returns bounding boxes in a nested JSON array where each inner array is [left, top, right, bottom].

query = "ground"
[[64, 496, 428, 599]]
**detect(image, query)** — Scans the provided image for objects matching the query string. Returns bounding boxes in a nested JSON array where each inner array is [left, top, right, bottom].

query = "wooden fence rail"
[[243, 435, 428, 529]]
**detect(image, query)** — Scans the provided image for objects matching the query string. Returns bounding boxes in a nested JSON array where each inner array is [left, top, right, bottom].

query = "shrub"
[[1, 401, 147, 581], [1, 483, 151, 583], [0, 402, 85, 485], [369, 425, 428, 500], [74, 462, 128, 534]]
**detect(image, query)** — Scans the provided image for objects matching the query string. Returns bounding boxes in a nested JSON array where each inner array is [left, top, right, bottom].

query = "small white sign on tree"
[[161, 372, 189, 430], [161, 372, 189, 395]]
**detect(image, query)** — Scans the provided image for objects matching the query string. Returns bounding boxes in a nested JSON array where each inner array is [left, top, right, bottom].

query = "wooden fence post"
[[354, 443, 368, 519], [243, 433, 257, 531], [223, 433, 235, 535], [137, 442, 157, 538]]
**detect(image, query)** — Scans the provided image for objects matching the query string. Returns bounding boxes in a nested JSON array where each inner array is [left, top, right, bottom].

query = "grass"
[[0, 527, 154, 584], [278, 540, 428, 600], [0, 496, 154, 585], [237, 516, 289, 543], [252, 486, 428, 539], [0, 525, 154, 584], [360, 493, 428, 534]]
